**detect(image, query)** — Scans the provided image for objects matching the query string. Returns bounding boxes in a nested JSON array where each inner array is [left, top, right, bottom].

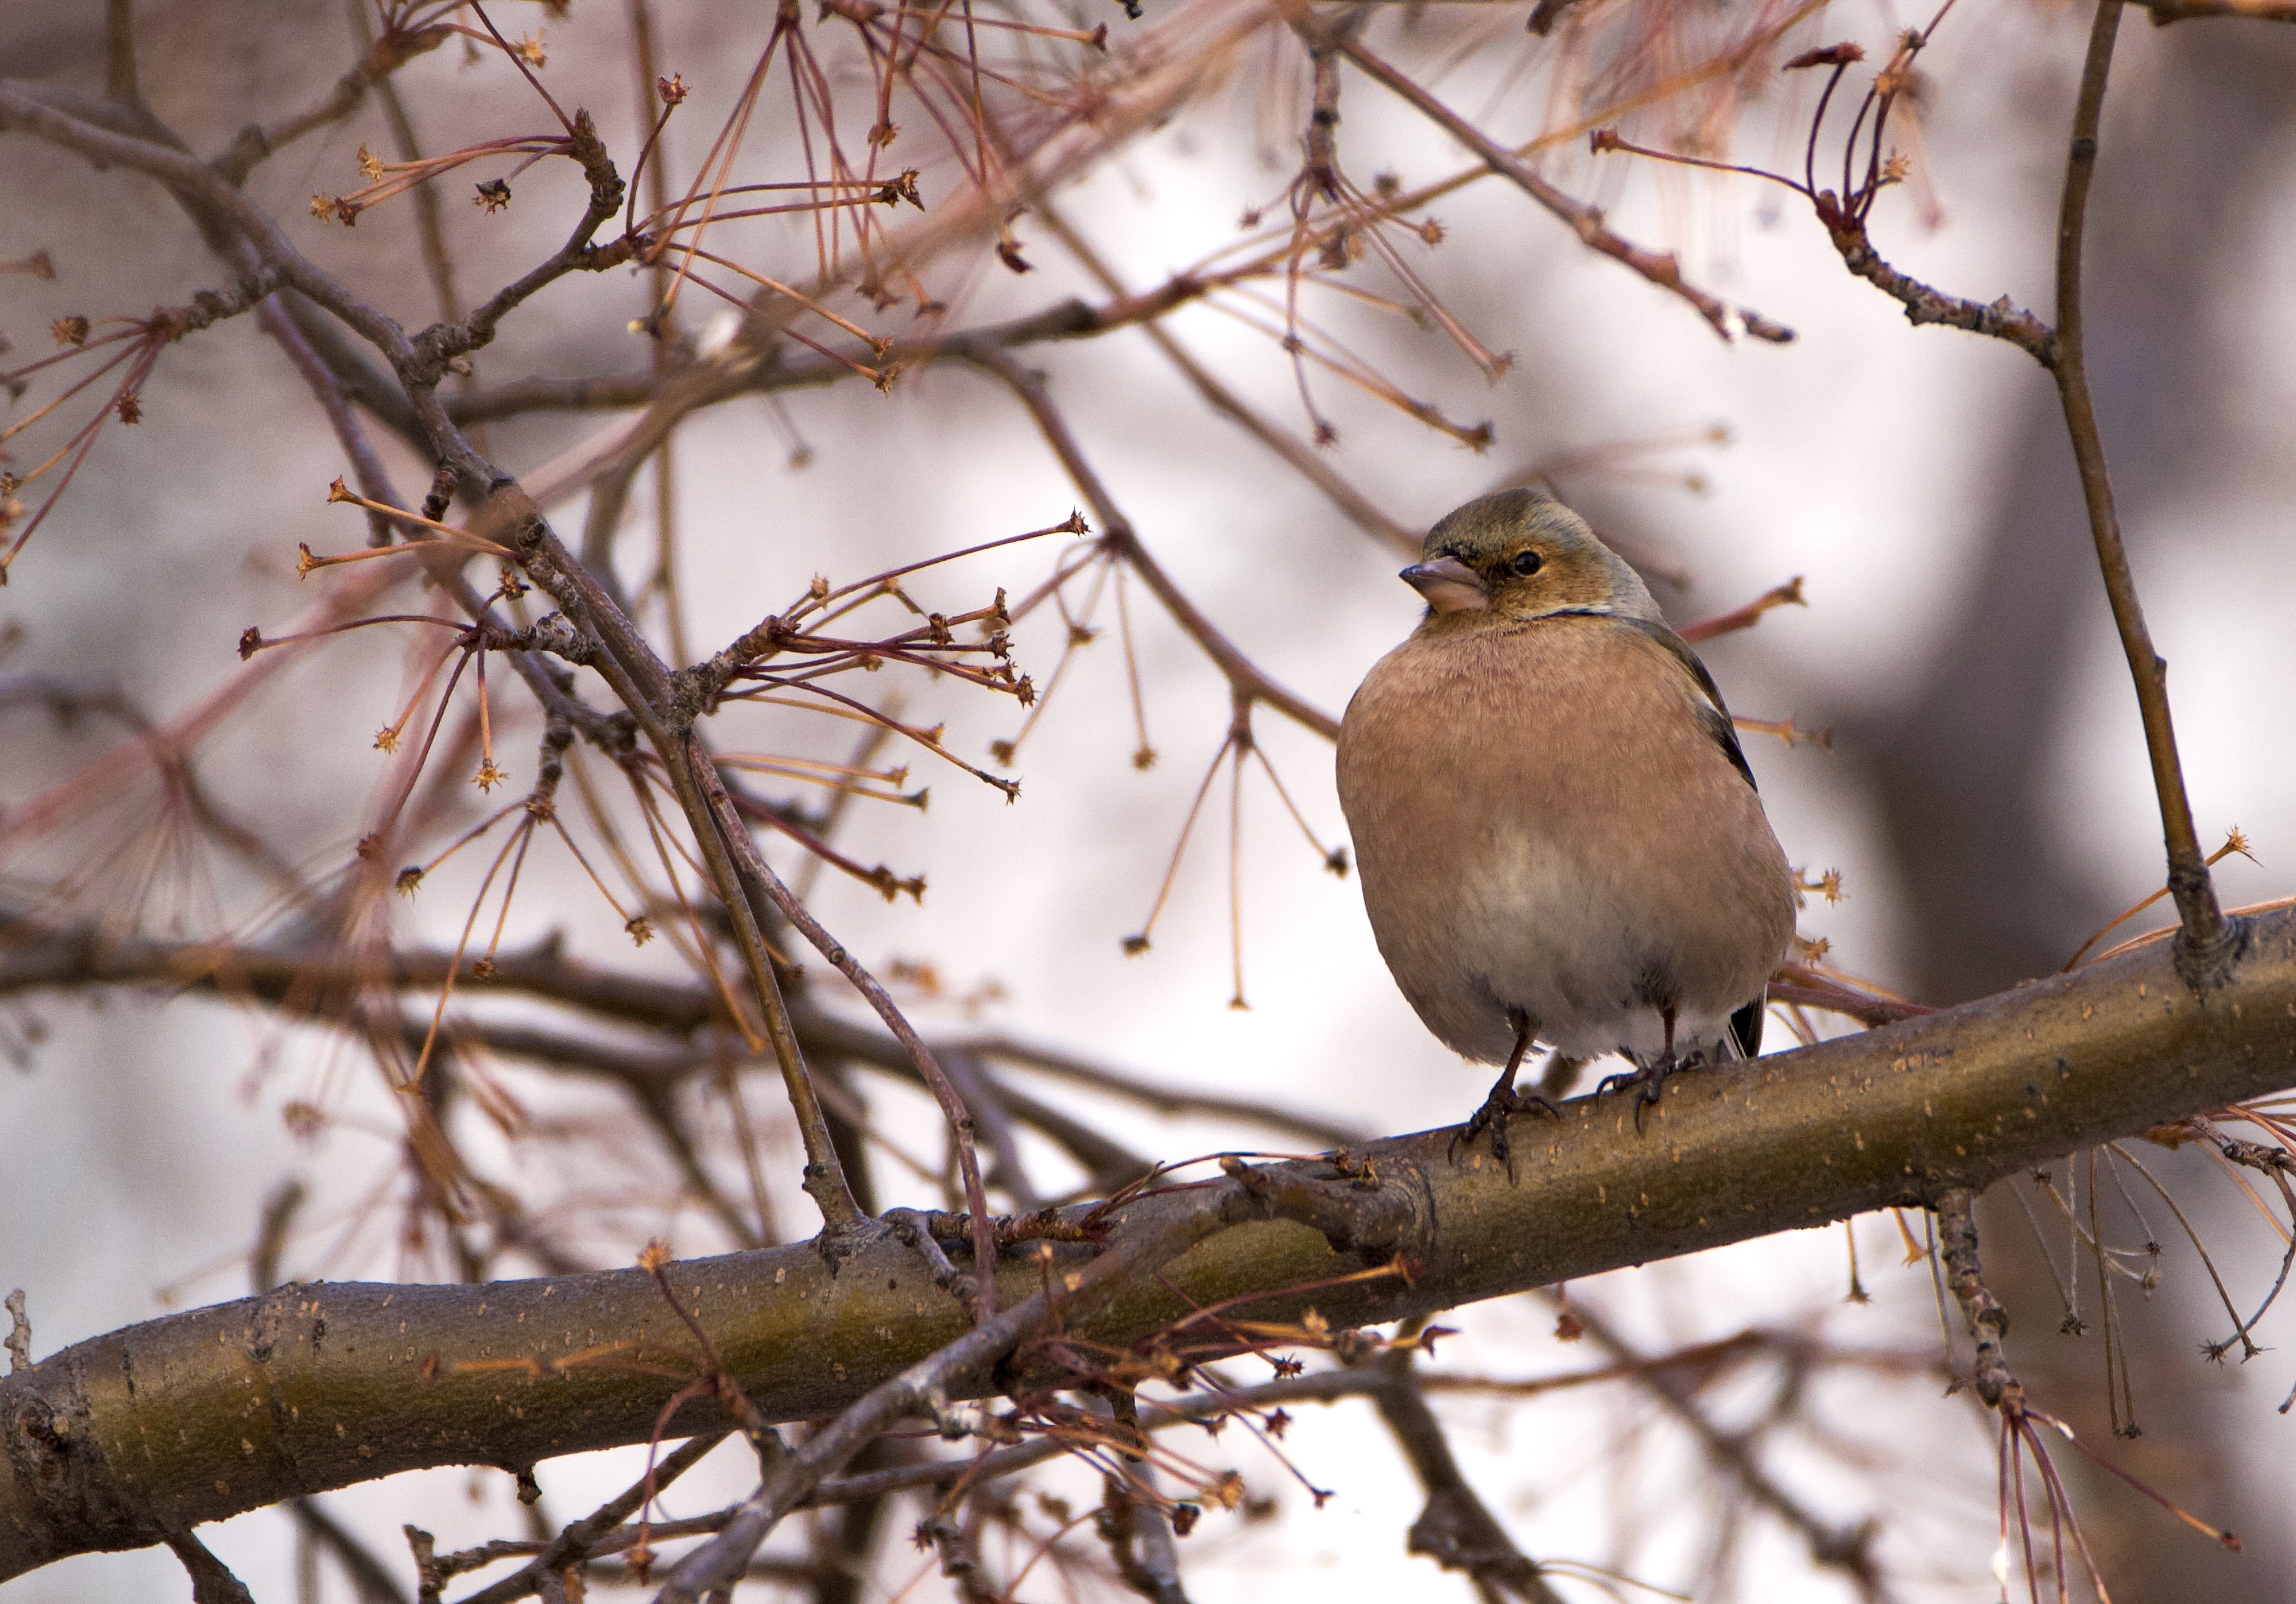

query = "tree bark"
[[5, 906, 2293, 1578]]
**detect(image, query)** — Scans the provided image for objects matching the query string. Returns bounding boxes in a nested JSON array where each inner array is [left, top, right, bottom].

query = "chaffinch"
[[1336, 489, 1795, 1159]]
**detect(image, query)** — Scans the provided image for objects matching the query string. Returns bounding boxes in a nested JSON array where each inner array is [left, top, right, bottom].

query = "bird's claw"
[[1450, 1084, 1560, 1179], [1595, 1055, 1697, 1133]]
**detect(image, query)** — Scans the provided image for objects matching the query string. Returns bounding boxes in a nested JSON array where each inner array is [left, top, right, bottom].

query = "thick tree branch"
[[4, 905, 2291, 1578]]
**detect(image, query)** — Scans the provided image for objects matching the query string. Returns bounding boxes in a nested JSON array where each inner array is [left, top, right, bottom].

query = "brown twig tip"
[[1785, 42, 1866, 69]]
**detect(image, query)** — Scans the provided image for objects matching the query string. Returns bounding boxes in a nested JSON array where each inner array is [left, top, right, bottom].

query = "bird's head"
[[1398, 489, 1661, 629]]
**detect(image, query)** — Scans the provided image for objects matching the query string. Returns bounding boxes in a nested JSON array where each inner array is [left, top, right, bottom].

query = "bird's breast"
[[1336, 619, 1794, 1062]]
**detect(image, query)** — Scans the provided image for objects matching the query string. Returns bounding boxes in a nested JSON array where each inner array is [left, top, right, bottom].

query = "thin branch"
[[2050, 0, 2232, 979], [960, 346, 1341, 741], [1320, 25, 1793, 345], [453, 1432, 732, 1604]]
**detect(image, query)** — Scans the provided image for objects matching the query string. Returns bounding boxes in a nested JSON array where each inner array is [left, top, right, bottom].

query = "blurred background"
[[3, 0, 2295, 1598]]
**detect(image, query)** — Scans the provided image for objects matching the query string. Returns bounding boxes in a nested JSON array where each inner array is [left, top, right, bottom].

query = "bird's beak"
[[1400, 555, 1490, 613]]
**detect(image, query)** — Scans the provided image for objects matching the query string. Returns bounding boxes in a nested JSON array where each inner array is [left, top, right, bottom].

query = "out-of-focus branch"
[[1372, 1345, 1569, 1603], [1677, 578, 1806, 645], [287, 1499, 412, 1604], [1034, 203, 1419, 555], [210, 22, 454, 183], [2139, 0, 2296, 20], [102, 0, 139, 106], [0, 917, 1327, 1179], [1556, 1298, 1884, 1599], [7, 904, 2295, 1577], [1314, 25, 1794, 345]]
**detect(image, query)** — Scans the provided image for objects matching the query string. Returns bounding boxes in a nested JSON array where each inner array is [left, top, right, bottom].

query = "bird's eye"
[[1508, 549, 1544, 577]]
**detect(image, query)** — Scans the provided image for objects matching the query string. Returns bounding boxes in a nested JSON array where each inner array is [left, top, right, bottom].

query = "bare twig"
[[1935, 1187, 2014, 1408], [2050, 0, 2233, 979], [454, 1432, 731, 1604], [1320, 26, 1793, 345], [649, 1186, 1249, 1601], [961, 346, 1340, 741]]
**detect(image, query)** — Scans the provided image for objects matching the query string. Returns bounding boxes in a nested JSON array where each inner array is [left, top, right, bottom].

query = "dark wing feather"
[[1729, 993, 1766, 1059], [1603, 615, 1760, 793]]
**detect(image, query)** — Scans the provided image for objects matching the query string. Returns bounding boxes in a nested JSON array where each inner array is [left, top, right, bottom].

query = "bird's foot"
[[1450, 1082, 1560, 1177], [1595, 1051, 1706, 1132]]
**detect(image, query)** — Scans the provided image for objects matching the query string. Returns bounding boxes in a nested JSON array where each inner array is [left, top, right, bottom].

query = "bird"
[[1335, 487, 1796, 1162]]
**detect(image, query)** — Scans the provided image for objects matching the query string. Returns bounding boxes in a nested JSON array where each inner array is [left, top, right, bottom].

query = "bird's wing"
[[1541, 610, 1760, 793]]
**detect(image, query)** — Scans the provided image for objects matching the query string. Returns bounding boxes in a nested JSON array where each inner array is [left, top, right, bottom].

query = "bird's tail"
[[1723, 991, 1766, 1061]]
